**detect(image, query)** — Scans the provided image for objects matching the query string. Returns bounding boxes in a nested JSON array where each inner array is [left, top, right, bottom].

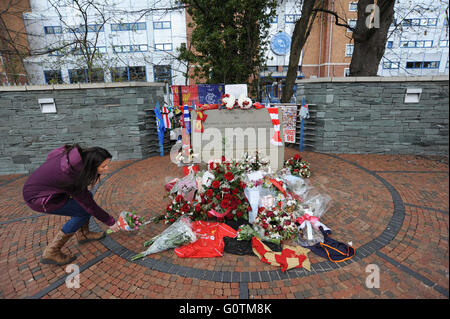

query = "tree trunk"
[[349, 0, 395, 76], [280, 0, 319, 103]]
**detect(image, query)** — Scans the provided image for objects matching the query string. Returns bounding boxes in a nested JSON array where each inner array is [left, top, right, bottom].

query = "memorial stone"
[[191, 108, 284, 171]]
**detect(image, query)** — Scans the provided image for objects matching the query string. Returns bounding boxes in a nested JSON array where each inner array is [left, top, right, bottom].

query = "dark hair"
[[64, 143, 112, 191]]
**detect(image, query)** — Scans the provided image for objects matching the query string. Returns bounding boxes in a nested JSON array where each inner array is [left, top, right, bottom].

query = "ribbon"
[[207, 208, 230, 218], [268, 178, 287, 198], [296, 214, 320, 241]]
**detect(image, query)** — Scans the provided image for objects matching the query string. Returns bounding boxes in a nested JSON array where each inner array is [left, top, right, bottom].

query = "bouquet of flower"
[[163, 194, 198, 224], [106, 211, 147, 234], [237, 224, 281, 245], [252, 177, 299, 243], [131, 216, 198, 260], [284, 153, 311, 178], [235, 152, 270, 173], [197, 158, 251, 222]]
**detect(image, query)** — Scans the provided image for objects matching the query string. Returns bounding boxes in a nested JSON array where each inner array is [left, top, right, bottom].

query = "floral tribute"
[[162, 153, 270, 224], [158, 151, 326, 251], [284, 153, 311, 178], [250, 177, 301, 244]]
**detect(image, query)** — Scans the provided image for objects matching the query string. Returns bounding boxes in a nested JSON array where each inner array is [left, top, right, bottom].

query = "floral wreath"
[[237, 95, 253, 109], [221, 94, 237, 110]]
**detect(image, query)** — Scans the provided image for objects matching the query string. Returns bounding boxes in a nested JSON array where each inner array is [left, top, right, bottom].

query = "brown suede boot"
[[41, 230, 76, 266], [75, 220, 105, 244]]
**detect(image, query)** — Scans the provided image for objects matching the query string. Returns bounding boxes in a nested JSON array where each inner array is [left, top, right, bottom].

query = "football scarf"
[[252, 237, 310, 272], [267, 107, 283, 146]]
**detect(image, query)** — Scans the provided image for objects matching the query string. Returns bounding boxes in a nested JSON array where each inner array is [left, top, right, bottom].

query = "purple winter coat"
[[22, 146, 116, 226]]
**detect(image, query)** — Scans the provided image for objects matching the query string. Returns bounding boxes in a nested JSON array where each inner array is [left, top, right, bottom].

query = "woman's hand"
[[108, 222, 121, 233]]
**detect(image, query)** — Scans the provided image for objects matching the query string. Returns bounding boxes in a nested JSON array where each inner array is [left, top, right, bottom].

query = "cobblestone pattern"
[[0, 149, 448, 299]]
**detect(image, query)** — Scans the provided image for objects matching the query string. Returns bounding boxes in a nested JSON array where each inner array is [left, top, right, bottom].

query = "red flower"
[[209, 162, 214, 170], [175, 195, 183, 203], [294, 154, 301, 161], [195, 204, 201, 213], [232, 188, 239, 195], [266, 211, 274, 218], [220, 199, 230, 209], [206, 189, 213, 198], [224, 172, 234, 181], [240, 181, 247, 189], [216, 194, 221, 200], [212, 180, 220, 189], [236, 211, 243, 218], [284, 220, 291, 226]]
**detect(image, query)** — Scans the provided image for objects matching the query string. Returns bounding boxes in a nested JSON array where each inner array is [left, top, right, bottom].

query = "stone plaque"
[[191, 108, 284, 171]]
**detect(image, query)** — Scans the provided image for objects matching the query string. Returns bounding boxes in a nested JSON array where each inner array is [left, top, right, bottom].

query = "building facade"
[[0, 0, 31, 85], [11, 0, 450, 87], [263, 0, 449, 80], [22, 0, 187, 85]]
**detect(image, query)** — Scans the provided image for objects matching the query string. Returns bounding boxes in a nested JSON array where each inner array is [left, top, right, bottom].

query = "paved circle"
[[90, 148, 405, 282]]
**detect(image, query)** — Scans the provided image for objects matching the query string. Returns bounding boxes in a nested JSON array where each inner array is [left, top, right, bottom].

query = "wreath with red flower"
[[284, 153, 311, 178]]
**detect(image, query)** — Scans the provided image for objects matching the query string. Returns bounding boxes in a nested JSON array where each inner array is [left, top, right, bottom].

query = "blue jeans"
[[47, 199, 91, 234]]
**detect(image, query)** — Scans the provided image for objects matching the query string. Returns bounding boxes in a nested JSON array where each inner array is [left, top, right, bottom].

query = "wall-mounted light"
[[404, 88, 422, 104], [38, 98, 57, 113]]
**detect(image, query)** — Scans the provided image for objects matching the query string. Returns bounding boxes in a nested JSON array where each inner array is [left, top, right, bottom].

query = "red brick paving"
[[0, 148, 448, 299]]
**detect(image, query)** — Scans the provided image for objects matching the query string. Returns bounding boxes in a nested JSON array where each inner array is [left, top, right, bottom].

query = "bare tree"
[[46, 0, 113, 83], [349, 0, 396, 76]]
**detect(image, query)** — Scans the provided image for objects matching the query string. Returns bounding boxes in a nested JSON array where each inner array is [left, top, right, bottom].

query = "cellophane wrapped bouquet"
[[131, 216, 198, 261], [106, 211, 146, 234]]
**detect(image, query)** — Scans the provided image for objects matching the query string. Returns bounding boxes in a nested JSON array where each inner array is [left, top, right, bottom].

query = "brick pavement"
[[0, 148, 448, 300]]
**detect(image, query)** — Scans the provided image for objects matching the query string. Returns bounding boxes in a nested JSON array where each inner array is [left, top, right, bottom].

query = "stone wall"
[[295, 76, 449, 155], [0, 82, 171, 175]]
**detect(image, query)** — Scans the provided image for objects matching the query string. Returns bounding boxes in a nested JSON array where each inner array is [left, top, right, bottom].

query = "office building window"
[[400, 40, 433, 48], [285, 14, 301, 23], [111, 66, 146, 82], [347, 19, 357, 32], [153, 21, 171, 29], [111, 22, 146, 31], [155, 43, 173, 51], [406, 61, 440, 69], [382, 61, 399, 69], [113, 44, 148, 53], [154, 65, 172, 85], [402, 18, 438, 27], [70, 24, 104, 33], [349, 2, 358, 11], [386, 41, 393, 48], [344, 68, 350, 76], [44, 26, 62, 34], [44, 70, 63, 84], [68, 68, 104, 83], [270, 16, 278, 24], [439, 40, 449, 47], [345, 44, 354, 57]]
